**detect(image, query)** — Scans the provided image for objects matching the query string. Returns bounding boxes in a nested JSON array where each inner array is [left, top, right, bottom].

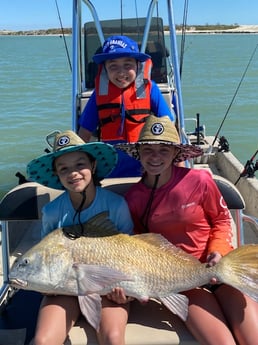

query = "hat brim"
[[93, 51, 151, 64], [115, 141, 203, 163], [27, 142, 118, 190]]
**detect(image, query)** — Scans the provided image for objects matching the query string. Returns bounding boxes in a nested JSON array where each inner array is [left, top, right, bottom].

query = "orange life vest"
[[95, 59, 152, 142]]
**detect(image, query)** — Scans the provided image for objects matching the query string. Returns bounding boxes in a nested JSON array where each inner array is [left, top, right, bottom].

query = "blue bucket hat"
[[93, 35, 151, 64], [27, 130, 118, 190]]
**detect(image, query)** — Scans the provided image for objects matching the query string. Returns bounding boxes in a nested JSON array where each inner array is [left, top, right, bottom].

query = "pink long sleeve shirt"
[[125, 167, 234, 263]]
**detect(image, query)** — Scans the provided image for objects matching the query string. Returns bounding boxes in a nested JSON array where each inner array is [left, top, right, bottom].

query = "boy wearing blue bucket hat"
[[78, 35, 175, 178]]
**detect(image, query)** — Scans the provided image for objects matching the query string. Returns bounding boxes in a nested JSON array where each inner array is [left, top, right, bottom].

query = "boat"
[[0, 0, 258, 344]]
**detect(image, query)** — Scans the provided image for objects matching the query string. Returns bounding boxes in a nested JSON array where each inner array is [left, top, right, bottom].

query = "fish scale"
[[70, 231, 203, 293]]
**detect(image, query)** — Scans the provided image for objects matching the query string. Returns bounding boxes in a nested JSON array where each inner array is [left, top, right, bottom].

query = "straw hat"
[[115, 115, 203, 162], [93, 35, 151, 64], [27, 130, 118, 190]]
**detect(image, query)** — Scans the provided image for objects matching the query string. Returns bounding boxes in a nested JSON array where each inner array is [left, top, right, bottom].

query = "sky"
[[1, 0, 258, 31]]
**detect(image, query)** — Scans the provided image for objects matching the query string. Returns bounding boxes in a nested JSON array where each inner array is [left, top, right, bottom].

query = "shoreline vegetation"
[[1, 24, 258, 36]]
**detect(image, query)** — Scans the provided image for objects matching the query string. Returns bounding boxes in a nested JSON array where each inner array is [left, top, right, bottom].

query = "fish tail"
[[215, 244, 258, 302]]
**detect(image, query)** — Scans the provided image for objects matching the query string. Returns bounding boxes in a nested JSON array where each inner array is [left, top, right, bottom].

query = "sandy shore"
[[225, 25, 258, 32], [1, 25, 258, 36], [184, 25, 258, 34]]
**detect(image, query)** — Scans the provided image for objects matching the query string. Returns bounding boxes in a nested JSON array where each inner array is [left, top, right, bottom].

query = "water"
[[180, 34, 258, 157], [0, 35, 72, 196], [0, 34, 258, 198]]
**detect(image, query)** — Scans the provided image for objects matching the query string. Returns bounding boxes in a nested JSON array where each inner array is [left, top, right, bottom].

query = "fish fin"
[[73, 263, 133, 294], [135, 233, 200, 265], [63, 212, 120, 238], [160, 293, 189, 321], [134, 233, 170, 247], [78, 294, 102, 331], [215, 244, 258, 302]]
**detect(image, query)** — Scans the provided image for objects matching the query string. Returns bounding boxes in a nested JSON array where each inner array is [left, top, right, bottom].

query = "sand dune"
[[186, 25, 258, 33]]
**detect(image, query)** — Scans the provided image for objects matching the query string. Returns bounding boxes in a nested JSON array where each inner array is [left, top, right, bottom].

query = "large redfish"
[[9, 212, 258, 330]]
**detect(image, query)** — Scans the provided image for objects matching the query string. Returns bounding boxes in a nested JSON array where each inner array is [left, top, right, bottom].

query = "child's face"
[[105, 57, 138, 89], [54, 151, 95, 193], [139, 144, 179, 176]]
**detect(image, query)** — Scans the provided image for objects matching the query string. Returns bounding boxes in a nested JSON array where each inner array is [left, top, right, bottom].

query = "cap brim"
[[27, 142, 118, 190], [115, 141, 203, 163], [93, 52, 151, 64]]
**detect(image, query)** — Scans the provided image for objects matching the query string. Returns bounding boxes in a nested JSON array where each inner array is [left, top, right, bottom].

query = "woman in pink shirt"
[[116, 115, 258, 345]]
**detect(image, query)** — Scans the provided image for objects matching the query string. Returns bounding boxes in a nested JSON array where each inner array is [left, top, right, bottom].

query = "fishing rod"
[[235, 149, 258, 185], [179, 0, 189, 78], [212, 43, 258, 147], [54, 0, 72, 72]]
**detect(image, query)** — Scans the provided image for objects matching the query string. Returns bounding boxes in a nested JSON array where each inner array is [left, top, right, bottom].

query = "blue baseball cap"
[[93, 35, 151, 64]]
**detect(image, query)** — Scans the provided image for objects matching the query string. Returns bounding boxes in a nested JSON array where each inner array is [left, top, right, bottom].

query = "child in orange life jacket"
[[78, 35, 175, 178]]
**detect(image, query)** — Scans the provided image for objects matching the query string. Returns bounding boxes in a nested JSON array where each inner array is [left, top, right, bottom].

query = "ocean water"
[[0, 34, 258, 197]]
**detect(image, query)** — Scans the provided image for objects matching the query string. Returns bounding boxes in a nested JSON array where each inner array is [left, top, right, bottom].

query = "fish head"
[[9, 230, 76, 295]]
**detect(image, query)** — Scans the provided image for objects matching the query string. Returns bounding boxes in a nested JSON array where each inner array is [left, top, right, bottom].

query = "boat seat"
[[0, 182, 64, 317], [213, 175, 258, 246], [0, 182, 63, 221], [213, 175, 245, 210], [101, 177, 141, 195], [0, 182, 63, 256]]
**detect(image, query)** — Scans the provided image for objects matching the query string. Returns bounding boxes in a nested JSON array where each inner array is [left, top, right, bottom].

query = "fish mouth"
[[9, 278, 28, 288]]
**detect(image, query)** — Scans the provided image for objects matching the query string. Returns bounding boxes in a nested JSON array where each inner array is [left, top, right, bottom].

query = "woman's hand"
[[206, 251, 222, 266], [206, 251, 222, 284], [106, 287, 134, 304]]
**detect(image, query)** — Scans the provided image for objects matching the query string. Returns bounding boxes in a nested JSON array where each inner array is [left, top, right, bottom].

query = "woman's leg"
[[97, 296, 130, 345], [215, 284, 258, 345], [183, 288, 236, 345], [33, 295, 81, 345]]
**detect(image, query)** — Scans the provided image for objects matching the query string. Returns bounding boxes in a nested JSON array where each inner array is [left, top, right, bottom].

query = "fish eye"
[[20, 258, 29, 267]]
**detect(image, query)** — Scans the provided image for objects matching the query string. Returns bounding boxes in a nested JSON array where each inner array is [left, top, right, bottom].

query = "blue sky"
[[1, 0, 258, 31]]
